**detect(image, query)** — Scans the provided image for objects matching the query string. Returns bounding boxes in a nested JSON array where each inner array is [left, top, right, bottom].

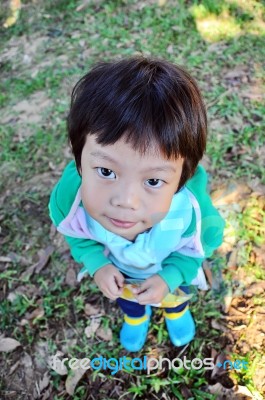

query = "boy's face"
[[80, 135, 184, 242]]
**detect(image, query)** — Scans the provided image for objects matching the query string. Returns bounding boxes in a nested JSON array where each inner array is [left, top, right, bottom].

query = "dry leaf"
[[7, 291, 20, 303], [38, 371, 50, 392], [84, 303, 101, 316], [6, 252, 28, 266], [211, 319, 228, 332], [84, 318, 101, 338], [20, 265, 37, 281], [65, 361, 87, 396], [40, 387, 52, 400], [76, 0, 91, 12], [65, 267, 77, 287], [8, 284, 40, 303], [209, 382, 255, 399], [224, 66, 247, 80], [208, 382, 232, 397], [244, 282, 265, 298], [20, 352, 33, 368], [166, 44, 174, 54], [26, 307, 45, 322], [228, 324, 247, 331], [47, 355, 68, 376], [33, 371, 50, 398], [223, 286, 233, 313], [21, 246, 54, 279], [33, 340, 50, 373], [8, 360, 20, 375], [236, 385, 256, 399], [211, 352, 230, 379], [180, 384, 193, 399], [19, 353, 35, 391], [203, 261, 213, 287], [0, 337, 21, 352], [211, 183, 251, 206], [0, 256, 13, 263], [227, 249, 238, 271], [62, 339, 77, 354], [96, 326, 113, 341], [20, 318, 29, 326]]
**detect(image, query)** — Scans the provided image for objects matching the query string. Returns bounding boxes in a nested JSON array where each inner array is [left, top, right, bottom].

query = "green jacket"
[[49, 161, 225, 292]]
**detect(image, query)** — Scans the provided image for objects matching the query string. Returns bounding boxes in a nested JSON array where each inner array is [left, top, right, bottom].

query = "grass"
[[0, 0, 265, 398]]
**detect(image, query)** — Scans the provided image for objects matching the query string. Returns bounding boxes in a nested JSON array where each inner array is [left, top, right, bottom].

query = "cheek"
[[81, 181, 107, 215], [147, 195, 172, 225], [151, 192, 172, 213], [81, 183, 96, 213]]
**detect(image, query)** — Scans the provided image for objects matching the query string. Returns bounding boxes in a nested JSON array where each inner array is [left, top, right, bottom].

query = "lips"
[[108, 217, 137, 229]]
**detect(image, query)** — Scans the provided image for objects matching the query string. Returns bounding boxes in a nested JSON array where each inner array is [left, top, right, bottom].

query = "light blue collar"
[[85, 187, 193, 267]]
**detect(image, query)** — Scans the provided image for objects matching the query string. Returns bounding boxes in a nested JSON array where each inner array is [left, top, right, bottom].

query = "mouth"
[[107, 217, 137, 229]]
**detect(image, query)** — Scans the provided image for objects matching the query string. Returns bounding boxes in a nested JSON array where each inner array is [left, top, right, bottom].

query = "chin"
[[123, 234, 137, 242]]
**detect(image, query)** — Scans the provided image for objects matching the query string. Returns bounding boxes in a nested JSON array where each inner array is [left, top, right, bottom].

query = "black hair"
[[68, 56, 207, 190]]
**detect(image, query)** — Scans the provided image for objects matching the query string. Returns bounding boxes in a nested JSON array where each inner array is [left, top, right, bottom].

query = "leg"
[[117, 297, 146, 317], [164, 285, 195, 347], [164, 285, 190, 314]]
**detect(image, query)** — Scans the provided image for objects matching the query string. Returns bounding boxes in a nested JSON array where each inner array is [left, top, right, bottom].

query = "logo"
[[49, 354, 249, 376], [216, 359, 248, 370]]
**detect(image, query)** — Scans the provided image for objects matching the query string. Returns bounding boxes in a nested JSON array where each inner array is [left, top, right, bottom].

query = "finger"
[[99, 281, 119, 300], [106, 293, 119, 300], [100, 289, 115, 300], [136, 288, 152, 304], [108, 278, 123, 297], [108, 293, 119, 300], [103, 288, 119, 300], [133, 281, 150, 295], [114, 272, 125, 289]]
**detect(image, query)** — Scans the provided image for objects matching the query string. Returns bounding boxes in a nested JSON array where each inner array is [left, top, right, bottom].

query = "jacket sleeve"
[[158, 254, 204, 292], [48, 161, 111, 280], [63, 236, 111, 280], [157, 165, 225, 292]]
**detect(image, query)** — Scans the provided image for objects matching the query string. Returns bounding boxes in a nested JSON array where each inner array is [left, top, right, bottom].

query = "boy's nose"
[[110, 185, 140, 210]]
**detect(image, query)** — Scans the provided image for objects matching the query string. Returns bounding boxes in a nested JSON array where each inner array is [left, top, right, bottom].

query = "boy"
[[49, 57, 225, 352]]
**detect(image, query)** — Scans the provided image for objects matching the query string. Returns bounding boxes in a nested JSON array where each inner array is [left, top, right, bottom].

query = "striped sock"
[[163, 305, 189, 320]]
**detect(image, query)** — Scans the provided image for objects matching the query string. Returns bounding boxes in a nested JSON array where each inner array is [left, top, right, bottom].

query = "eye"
[[96, 167, 116, 179], [145, 179, 164, 188]]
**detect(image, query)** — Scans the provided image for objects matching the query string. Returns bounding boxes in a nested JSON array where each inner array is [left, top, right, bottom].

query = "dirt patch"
[[1, 34, 49, 71], [209, 181, 265, 398], [2, 91, 52, 131]]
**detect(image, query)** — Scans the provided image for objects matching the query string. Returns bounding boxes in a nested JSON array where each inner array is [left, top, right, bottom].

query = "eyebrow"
[[90, 151, 177, 173]]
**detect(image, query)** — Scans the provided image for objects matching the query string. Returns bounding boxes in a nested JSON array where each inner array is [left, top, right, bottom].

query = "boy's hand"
[[94, 264, 124, 300], [132, 275, 169, 305]]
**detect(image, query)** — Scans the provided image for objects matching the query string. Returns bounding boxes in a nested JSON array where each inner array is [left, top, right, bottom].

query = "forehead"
[[82, 135, 183, 173], [84, 134, 174, 162]]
